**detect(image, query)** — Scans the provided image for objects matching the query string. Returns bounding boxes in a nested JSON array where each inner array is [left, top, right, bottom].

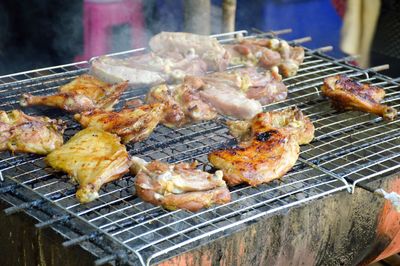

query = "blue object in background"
[[236, 0, 344, 58]]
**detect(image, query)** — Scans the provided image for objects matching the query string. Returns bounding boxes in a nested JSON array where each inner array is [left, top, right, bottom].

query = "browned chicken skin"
[[74, 103, 164, 144], [20, 74, 128, 113], [0, 110, 65, 155], [131, 158, 231, 211], [46, 128, 131, 203], [228, 107, 315, 145], [322, 75, 397, 121], [209, 129, 299, 186]]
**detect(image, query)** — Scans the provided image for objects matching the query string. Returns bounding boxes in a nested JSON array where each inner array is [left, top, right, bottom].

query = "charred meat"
[[0, 110, 65, 155], [132, 158, 231, 211], [20, 74, 128, 113], [45, 128, 131, 203], [228, 107, 314, 145], [322, 75, 397, 121], [74, 103, 164, 144], [209, 129, 299, 187]]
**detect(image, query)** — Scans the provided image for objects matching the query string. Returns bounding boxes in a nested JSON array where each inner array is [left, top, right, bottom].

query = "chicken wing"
[[228, 107, 314, 145], [0, 110, 65, 154], [20, 74, 128, 113], [74, 103, 164, 144], [45, 128, 131, 203], [322, 75, 397, 121], [209, 129, 300, 186], [132, 158, 231, 211]]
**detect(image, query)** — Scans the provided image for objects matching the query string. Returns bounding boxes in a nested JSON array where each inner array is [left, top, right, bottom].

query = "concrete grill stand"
[[0, 30, 400, 265]]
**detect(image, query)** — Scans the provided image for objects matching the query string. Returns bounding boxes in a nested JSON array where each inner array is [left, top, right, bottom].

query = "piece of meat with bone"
[[146, 79, 218, 128], [209, 129, 300, 187], [0, 110, 65, 155], [20, 74, 128, 113], [203, 67, 288, 105], [228, 107, 315, 145], [91, 52, 207, 87], [149, 31, 230, 71], [131, 157, 231, 211], [321, 75, 398, 121], [225, 38, 305, 77], [74, 103, 164, 144], [45, 128, 131, 203], [146, 73, 264, 126]]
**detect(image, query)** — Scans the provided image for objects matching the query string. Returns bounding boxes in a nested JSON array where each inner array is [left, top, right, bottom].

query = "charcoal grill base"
[[2, 174, 399, 265], [0, 200, 97, 266]]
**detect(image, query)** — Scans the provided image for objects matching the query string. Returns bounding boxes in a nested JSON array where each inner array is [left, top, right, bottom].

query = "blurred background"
[[0, 0, 396, 77]]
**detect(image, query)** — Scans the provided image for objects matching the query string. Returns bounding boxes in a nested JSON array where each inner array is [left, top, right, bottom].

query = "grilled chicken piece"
[[149, 32, 230, 71], [74, 103, 164, 144], [146, 79, 218, 127], [20, 74, 128, 113], [209, 129, 300, 186], [46, 128, 131, 203], [132, 158, 231, 211], [91, 53, 207, 87], [228, 107, 314, 145], [225, 38, 305, 77], [322, 75, 398, 121], [203, 67, 287, 105], [0, 110, 65, 155]]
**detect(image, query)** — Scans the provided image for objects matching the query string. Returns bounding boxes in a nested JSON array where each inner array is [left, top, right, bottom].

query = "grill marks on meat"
[[228, 107, 315, 145], [0, 110, 65, 155], [225, 38, 305, 77], [46, 128, 131, 203], [20, 74, 128, 113], [132, 159, 231, 211], [322, 75, 398, 121], [209, 129, 300, 186], [74, 103, 164, 144]]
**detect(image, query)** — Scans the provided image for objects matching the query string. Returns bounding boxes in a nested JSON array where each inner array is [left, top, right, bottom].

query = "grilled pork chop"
[[132, 158, 231, 211], [20, 74, 128, 113], [74, 103, 164, 144], [46, 128, 131, 203], [0, 110, 65, 155], [322, 75, 397, 121], [149, 31, 230, 71], [228, 107, 314, 145], [209, 129, 300, 187]]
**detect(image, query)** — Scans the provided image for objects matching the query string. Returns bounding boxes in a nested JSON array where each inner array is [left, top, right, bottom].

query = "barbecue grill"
[[1, 29, 399, 266]]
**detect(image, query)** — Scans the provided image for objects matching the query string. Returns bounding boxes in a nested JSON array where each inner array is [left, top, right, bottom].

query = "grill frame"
[[0, 29, 399, 266]]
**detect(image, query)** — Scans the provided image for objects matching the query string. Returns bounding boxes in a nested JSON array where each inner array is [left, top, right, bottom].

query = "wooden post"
[[222, 0, 236, 33], [183, 0, 211, 35]]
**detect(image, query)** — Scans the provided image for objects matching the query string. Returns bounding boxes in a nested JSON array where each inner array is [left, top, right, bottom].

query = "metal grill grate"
[[0, 29, 399, 266]]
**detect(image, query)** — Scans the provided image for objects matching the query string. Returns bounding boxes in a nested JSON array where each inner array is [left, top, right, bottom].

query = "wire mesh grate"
[[0, 30, 398, 265]]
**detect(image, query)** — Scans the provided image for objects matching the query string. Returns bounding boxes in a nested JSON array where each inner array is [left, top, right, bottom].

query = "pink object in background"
[[76, 0, 145, 61]]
